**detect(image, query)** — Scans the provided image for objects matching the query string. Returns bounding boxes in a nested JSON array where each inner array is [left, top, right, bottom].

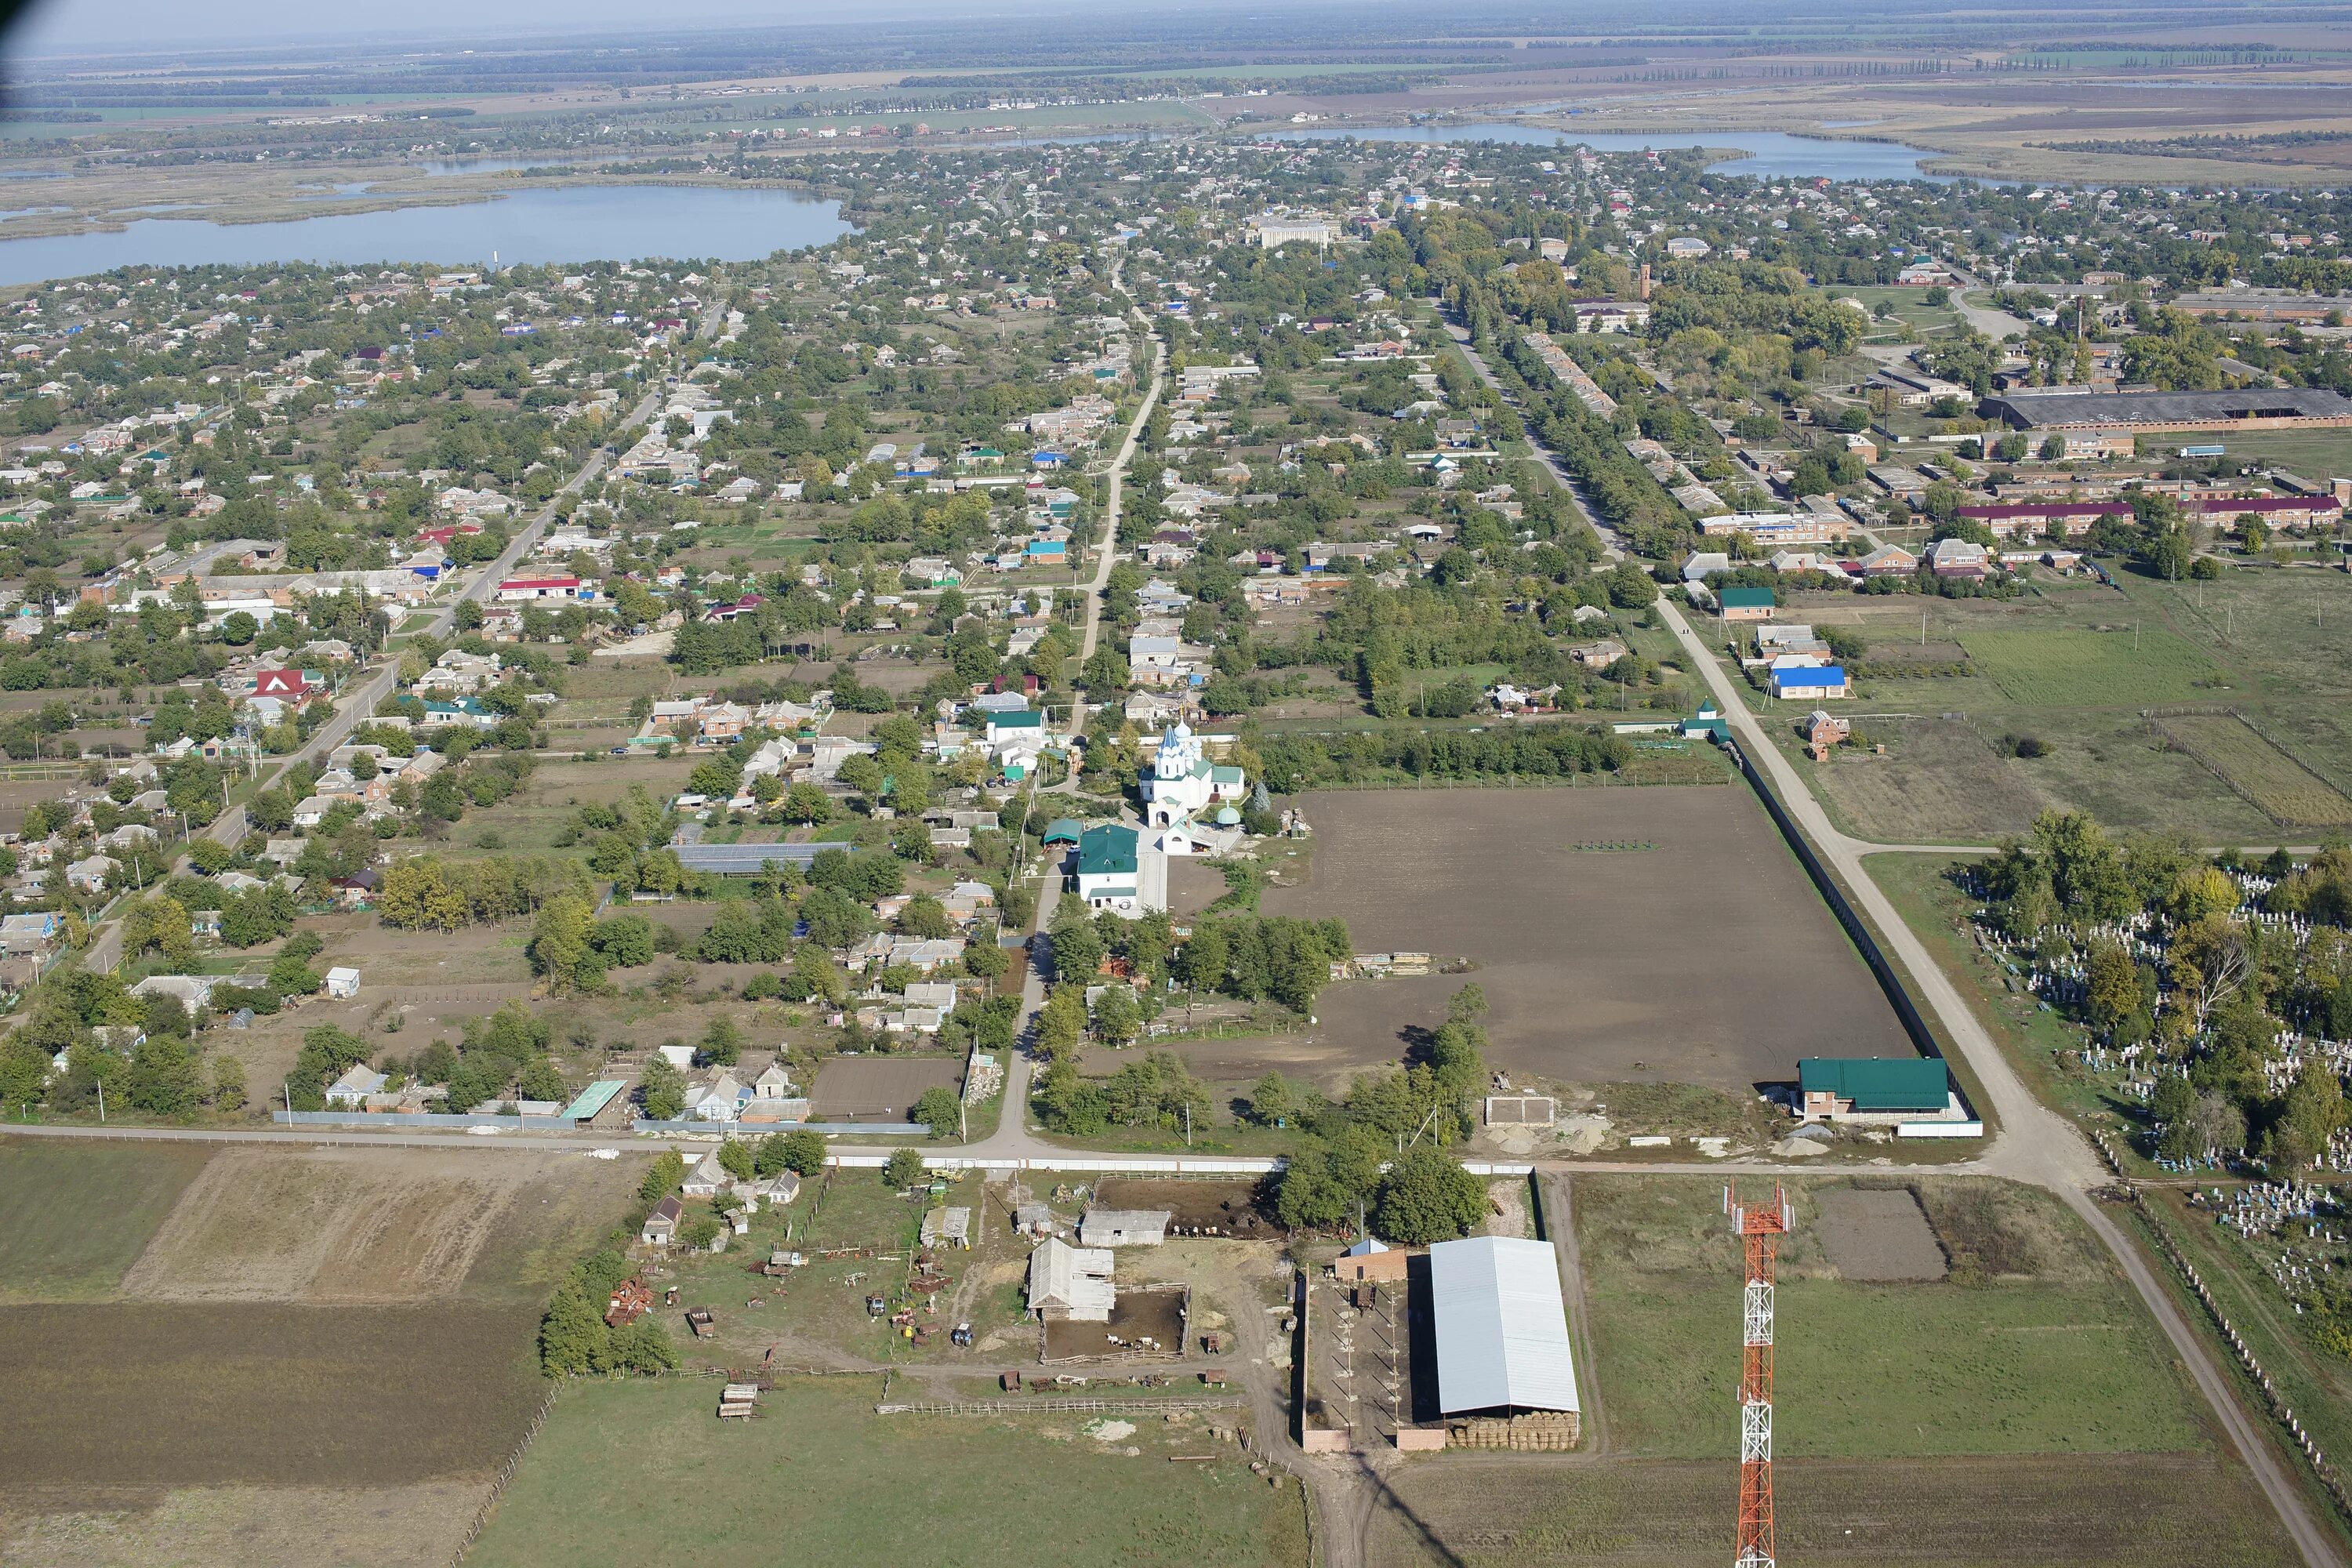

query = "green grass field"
[[1370, 1451, 2302, 1567], [1955, 626, 2229, 707], [1577, 1175, 2210, 1460], [0, 1142, 214, 1301], [467, 1375, 1309, 1568]]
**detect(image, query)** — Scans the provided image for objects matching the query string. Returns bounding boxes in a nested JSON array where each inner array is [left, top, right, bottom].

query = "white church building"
[[1140, 722, 1246, 829]]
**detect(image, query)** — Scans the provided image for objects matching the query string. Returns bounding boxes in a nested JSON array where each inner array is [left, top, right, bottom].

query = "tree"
[[2085, 942, 2142, 1043], [2267, 1062, 2347, 1171], [125, 1036, 202, 1118], [718, 1138, 757, 1180], [1373, 1149, 1489, 1243], [1247, 1071, 1301, 1127], [606, 1314, 678, 1374], [641, 1057, 687, 1120], [536, 1283, 609, 1377], [913, 1084, 963, 1138], [1051, 918, 1103, 982], [639, 1148, 686, 1201], [760, 1127, 827, 1177], [1090, 985, 1141, 1047], [699, 1015, 743, 1067], [882, 1147, 926, 1187], [528, 893, 598, 992], [679, 1214, 722, 1251]]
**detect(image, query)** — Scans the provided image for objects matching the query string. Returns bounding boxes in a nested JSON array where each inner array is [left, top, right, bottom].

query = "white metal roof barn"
[[1428, 1236, 1581, 1417]]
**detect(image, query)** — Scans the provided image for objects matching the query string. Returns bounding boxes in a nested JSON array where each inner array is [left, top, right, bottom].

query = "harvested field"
[[2156, 711, 2352, 827], [811, 1056, 961, 1120], [1262, 787, 1910, 1093], [0, 1479, 483, 1568], [118, 1146, 642, 1305], [1041, 1285, 1189, 1361], [0, 1302, 543, 1487], [1815, 1187, 1947, 1282], [1367, 1452, 2301, 1566], [1093, 1178, 1279, 1239], [0, 1141, 213, 1302]]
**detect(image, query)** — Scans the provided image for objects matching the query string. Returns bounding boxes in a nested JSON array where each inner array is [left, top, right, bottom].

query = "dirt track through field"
[[1265, 786, 1911, 1093]]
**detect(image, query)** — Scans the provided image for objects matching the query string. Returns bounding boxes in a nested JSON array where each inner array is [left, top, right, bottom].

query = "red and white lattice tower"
[[1726, 1185, 1794, 1568]]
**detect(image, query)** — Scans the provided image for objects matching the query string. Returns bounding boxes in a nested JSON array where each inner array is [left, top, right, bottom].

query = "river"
[[1267, 124, 1970, 182]]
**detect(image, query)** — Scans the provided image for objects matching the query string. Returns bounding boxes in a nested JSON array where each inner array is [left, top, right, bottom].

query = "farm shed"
[[1027, 1236, 1116, 1322], [1428, 1236, 1581, 1420], [1798, 1056, 1952, 1120], [922, 1206, 973, 1249], [323, 966, 361, 998], [641, 1196, 683, 1247], [1079, 1207, 1171, 1247], [1334, 1236, 1409, 1284]]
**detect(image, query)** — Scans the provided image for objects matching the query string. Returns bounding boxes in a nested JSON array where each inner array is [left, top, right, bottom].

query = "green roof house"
[[1798, 1057, 1951, 1120], [1075, 823, 1141, 914], [1718, 586, 1776, 622]]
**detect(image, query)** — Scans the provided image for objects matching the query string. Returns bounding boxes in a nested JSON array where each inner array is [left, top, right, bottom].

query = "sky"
[[3, 0, 1087, 56]]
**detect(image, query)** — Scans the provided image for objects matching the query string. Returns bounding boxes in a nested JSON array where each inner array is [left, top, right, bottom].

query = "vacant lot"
[[1368, 1451, 2300, 1567], [1262, 787, 1911, 1094], [1955, 626, 2228, 707], [1797, 716, 2053, 845], [1577, 1176, 2209, 1460], [0, 1141, 212, 1301], [810, 1056, 962, 1120], [2155, 711, 2352, 827], [1814, 1186, 1947, 1281], [468, 1375, 1309, 1568], [121, 1146, 641, 1305]]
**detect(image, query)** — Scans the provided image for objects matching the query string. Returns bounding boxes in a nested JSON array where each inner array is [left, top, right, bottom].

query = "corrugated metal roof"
[[1428, 1236, 1580, 1416], [1798, 1056, 1949, 1112], [671, 842, 825, 873]]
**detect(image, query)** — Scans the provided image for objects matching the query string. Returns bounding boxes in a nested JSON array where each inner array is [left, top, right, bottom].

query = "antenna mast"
[[1726, 1185, 1793, 1568]]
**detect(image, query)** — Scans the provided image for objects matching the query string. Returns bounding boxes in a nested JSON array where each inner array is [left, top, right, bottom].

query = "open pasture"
[[1367, 1451, 2301, 1567], [1954, 626, 2228, 707], [1575, 1176, 2209, 1461], [1261, 786, 1911, 1094], [466, 1374, 1308, 1568]]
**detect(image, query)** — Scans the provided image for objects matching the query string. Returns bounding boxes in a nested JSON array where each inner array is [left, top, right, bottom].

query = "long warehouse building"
[[1428, 1235, 1581, 1436], [1981, 386, 2352, 434]]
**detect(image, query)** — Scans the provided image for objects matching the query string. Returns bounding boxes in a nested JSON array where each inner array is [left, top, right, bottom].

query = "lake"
[[1267, 124, 1968, 182], [0, 182, 854, 285]]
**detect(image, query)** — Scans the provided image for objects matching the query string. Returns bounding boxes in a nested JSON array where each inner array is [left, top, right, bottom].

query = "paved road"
[[1440, 296, 2337, 1566], [1655, 595, 2341, 1568], [959, 333, 1167, 1167]]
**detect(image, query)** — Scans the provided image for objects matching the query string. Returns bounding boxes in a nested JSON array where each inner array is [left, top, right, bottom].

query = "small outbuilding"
[[1026, 1236, 1116, 1323], [1079, 1207, 1170, 1247], [323, 966, 361, 999], [1334, 1236, 1409, 1284], [641, 1196, 684, 1247]]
